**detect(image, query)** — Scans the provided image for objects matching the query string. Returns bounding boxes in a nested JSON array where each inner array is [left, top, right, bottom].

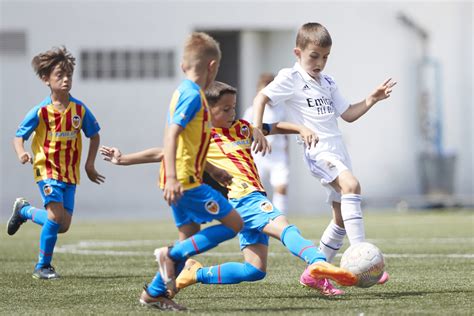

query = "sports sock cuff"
[[341, 194, 362, 202], [280, 225, 300, 247]]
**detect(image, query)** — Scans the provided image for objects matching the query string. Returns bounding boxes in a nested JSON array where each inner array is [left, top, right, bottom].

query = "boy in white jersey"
[[253, 22, 396, 285], [243, 73, 290, 212]]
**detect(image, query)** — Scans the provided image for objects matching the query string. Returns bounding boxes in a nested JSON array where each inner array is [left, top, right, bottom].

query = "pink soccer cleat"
[[377, 271, 390, 285], [300, 267, 345, 296]]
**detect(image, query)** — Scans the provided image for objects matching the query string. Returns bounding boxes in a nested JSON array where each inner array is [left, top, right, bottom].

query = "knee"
[[58, 224, 70, 234], [341, 178, 361, 194], [244, 263, 266, 281]]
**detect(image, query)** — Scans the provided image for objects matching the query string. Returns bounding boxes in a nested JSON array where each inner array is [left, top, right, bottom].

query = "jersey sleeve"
[[169, 89, 201, 128], [15, 106, 41, 140], [325, 75, 350, 116], [81, 104, 101, 138], [262, 68, 294, 106]]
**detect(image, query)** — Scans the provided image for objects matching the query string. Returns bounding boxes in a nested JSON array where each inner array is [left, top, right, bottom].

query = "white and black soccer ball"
[[340, 242, 385, 288]]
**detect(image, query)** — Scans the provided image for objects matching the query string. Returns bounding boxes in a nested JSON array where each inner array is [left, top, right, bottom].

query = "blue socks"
[[148, 224, 237, 297], [197, 262, 266, 284], [35, 219, 60, 269], [169, 224, 236, 261], [281, 225, 326, 264], [20, 206, 47, 226]]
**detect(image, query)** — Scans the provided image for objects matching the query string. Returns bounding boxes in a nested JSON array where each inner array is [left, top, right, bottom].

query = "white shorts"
[[254, 151, 289, 187], [303, 137, 352, 203]]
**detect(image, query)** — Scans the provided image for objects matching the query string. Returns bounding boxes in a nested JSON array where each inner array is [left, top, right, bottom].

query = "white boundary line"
[[55, 239, 474, 259]]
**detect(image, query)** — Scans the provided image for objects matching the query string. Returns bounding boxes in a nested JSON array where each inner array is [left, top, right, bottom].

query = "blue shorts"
[[229, 191, 283, 250], [37, 179, 76, 214], [172, 184, 234, 227]]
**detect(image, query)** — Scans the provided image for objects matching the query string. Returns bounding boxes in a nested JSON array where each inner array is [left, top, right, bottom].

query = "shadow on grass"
[[345, 288, 471, 299]]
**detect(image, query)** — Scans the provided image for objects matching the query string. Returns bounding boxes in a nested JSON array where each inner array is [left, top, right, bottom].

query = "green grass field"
[[1, 210, 473, 315]]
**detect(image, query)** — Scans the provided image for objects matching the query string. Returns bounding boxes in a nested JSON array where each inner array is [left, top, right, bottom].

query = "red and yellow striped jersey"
[[207, 119, 265, 199], [160, 80, 211, 190], [16, 95, 100, 184]]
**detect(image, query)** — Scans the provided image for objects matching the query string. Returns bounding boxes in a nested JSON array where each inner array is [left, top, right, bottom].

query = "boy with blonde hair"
[[138, 32, 261, 311], [8, 46, 104, 279], [253, 22, 396, 286]]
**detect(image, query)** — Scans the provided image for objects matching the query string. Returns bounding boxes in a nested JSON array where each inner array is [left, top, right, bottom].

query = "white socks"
[[319, 221, 346, 263], [341, 194, 365, 245], [272, 192, 288, 213]]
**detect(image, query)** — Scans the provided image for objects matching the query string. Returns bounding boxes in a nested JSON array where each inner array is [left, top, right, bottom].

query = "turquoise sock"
[[147, 272, 167, 297], [35, 219, 60, 269], [197, 262, 266, 284], [169, 224, 236, 261], [281, 225, 326, 264], [21, 206, 47, 225]]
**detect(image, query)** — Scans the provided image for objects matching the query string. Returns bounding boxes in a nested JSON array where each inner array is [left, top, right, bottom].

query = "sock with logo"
[[341, 194, 365, 244], [197, 262, 266, 284], [319, 221, 346, 262], [35, 219, 60, 269], [21, 206, 48, 226], [168, 224, 236, 261], [281, 225, 326, 264]]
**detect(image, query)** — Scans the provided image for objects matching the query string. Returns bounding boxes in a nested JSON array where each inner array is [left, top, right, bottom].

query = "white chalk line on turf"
[[55, 239, 474, 259]]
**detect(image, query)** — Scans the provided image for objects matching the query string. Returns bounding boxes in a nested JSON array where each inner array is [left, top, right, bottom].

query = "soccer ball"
[[340, 242, 385, 288]]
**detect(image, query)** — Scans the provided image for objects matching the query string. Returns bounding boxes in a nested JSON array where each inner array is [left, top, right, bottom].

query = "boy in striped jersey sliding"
[[101, 81, 357, 299], [8, 46, 104, 280], [175, 81, 357, 296]]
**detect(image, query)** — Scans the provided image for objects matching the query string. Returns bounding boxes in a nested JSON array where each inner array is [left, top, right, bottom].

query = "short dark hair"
[[296, 23, 332, 49], [205, 81, 237, 106], [31, 46, 76, 78]]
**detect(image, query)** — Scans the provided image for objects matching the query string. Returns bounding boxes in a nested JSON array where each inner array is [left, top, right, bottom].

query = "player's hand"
[[252, 127, 271, 156], [367, 78, 397, 106], [299, 126, 319, 149], [100, 146, 122, 165], [85, 164, 106, 184], [163, 178, 183, 206], [18, 152, 33, 164], [210, 167, 233, 187]]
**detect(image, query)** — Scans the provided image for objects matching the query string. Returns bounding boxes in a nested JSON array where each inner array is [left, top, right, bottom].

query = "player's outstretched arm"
[[270, 122, 319, 149], [13, 136, 33, 164], [85, 133, 106, 184], [341, 78, 397, 123], [251, 92, 271, 155], [100, 146, 163, 166]]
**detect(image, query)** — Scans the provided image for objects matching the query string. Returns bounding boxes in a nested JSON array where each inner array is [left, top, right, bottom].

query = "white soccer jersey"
[[262, 62, 350, 140]]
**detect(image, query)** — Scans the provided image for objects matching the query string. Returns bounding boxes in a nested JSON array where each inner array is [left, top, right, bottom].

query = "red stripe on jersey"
[[64, 110, 72, 182], [222, 127, 262, 190], [41, 107, 53, 179], [213, 132, 260, 189], [53, 112, 62, 181], [194, 103, 208, 183]]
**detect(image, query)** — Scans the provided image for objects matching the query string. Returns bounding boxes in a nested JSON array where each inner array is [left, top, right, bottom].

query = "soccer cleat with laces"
[[176, 259, 203, 290], [7, 198, 29, 236], [32, 265, 60, 280], [377, 271, 390, 285], [154, 247, 177, 297], [300, 268, 345, 296], [139, 284, 186, 311], [307, 261, 357, 287]]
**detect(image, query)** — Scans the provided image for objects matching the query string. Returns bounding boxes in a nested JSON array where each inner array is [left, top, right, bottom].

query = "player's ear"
[[293, 47, 301, 59], [180, 62, 186, 73], [41, 75, 50, 86]]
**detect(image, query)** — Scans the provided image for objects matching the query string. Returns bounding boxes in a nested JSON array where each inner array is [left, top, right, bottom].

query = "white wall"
[[1, 0, 472, 221]]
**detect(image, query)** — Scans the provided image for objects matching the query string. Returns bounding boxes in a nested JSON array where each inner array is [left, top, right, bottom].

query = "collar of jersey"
[[293, 62, 321, 84]]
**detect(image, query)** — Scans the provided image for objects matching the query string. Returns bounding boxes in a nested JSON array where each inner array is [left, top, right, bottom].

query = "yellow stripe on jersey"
[[160, 83, 211, 191], [207, 119, 265, 199]]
